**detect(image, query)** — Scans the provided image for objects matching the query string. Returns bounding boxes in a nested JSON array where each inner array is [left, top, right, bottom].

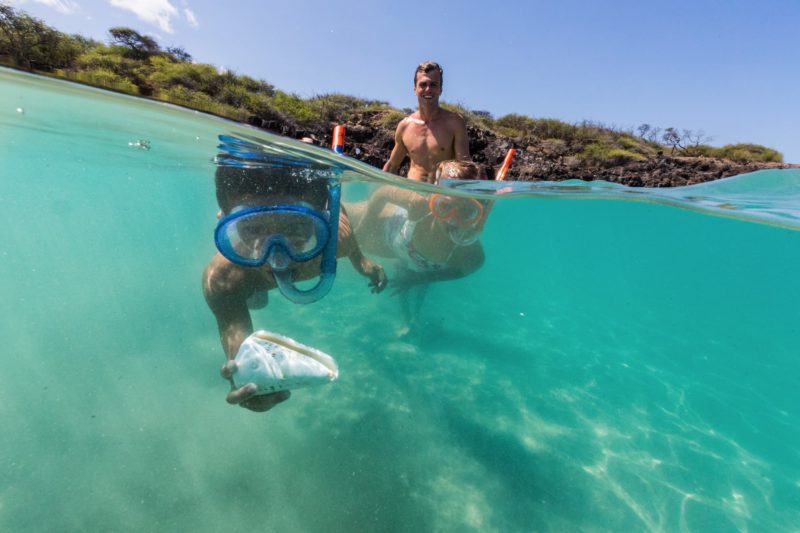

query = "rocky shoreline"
[[248, 110, 797, 188]]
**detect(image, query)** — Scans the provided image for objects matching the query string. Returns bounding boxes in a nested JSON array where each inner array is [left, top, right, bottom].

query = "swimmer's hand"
[[220, 360, 291, 412], [360, 258, 388, 294]]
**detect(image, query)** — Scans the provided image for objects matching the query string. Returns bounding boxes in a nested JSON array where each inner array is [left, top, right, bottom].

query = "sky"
[[8, 0, 800, 162]]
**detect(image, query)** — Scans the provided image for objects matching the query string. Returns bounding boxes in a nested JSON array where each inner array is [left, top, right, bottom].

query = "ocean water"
[[1, 67, 799, 532]]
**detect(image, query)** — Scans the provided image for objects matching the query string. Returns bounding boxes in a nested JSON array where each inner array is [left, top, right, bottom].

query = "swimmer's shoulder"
[[400, 113, 425, 128], [442, 107, 466, 125]]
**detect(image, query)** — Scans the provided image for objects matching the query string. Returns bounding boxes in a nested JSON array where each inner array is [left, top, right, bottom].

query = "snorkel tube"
[[274, 124, 346, 303], [496, 148, 516, 181], [272, 180, 340, 304], [331, 125, 345, 155]]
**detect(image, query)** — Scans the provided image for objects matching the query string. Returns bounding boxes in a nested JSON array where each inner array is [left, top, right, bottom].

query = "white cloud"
[[8, 0, 80, 15], [108, 0, 179, 33], [183, 7, 198, 28]]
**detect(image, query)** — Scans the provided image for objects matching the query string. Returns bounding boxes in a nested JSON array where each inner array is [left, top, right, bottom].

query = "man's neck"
[[417, 101, 441, 122]]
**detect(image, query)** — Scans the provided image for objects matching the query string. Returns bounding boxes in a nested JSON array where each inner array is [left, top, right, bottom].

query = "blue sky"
[[9, 0, 800, 162]]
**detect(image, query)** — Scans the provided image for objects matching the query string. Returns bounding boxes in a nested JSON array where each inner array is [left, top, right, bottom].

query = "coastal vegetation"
[[1, 3, 790, 184]]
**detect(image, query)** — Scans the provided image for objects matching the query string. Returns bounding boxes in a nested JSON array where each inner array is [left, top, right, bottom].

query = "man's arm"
[[383, 121, 409, 175], [453, 114, 470, 161]]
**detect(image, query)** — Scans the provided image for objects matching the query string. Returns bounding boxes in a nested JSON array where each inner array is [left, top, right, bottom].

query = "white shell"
[[232, 330, 338, 395]]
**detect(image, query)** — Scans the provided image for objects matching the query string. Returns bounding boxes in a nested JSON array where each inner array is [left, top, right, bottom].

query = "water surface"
[[2, 68, 799, 532]]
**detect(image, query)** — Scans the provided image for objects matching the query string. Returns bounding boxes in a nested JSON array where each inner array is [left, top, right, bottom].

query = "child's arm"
[[354, 185, 428, 234], [339, 207, 388, 293]]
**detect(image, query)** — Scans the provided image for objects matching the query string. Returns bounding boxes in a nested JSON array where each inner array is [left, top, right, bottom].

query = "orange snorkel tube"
[[332, 125, 345, 154], [495, 148, 516, 181]]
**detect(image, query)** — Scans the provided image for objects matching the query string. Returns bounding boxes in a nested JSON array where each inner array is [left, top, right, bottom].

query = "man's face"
[[414, 70, 442, 103]]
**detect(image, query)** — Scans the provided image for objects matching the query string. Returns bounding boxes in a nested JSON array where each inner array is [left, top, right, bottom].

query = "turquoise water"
[[2, 68, 800, 532]]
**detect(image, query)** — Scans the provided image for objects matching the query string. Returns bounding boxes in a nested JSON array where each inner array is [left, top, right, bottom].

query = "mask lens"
[[453, 200, 481, 224], [431, 195, 483, 227], [218, 208, 329, 266]]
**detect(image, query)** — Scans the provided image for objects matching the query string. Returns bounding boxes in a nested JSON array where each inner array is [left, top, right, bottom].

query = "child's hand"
[[220, 360, 290, 412], [361, 258, 387, 293]]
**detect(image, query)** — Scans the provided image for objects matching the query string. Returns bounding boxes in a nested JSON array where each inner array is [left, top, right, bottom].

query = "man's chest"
[[403, 122, 454, 151]]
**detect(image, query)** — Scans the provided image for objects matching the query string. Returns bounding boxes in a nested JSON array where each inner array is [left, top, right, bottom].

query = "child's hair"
[[215, 165, 330, 214], [434, 160, 488, 182]]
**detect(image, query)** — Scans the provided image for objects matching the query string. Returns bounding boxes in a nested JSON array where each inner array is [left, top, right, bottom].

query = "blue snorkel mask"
[[213, 134, 343, 304], [214, 183, 341, 304]]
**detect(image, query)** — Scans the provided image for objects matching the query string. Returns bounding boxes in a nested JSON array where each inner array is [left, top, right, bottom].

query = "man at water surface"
[[203, 162, 387, 412], [383, 61, 470, 182]]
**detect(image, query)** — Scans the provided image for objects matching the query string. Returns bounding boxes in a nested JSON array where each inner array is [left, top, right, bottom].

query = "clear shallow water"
[[2, 68, 800, 532]]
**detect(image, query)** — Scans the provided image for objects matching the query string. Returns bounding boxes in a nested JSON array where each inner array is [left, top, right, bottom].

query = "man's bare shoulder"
[[400, 114, 425, 127], [441, 108, 466, 125]]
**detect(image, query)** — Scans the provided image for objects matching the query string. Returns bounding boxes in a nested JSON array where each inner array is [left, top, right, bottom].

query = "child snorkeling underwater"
[[347, 160, 490, 335], [202, 135, 387, 412]]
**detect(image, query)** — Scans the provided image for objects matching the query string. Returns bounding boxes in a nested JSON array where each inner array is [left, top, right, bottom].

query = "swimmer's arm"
[[453, 113, 470, 161], [203, 259, 290, 412], [339, 208, 387, 293], [383, 121, 409, 175], [346, 246, 388, 294], [203, 262, 254, 360], [354, 186, 426, 234]]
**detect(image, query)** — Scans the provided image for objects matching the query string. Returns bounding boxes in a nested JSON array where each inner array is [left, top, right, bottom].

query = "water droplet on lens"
[[128, 139, 151, 150]]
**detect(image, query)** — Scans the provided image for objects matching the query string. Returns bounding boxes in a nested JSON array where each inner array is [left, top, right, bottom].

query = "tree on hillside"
[[682, 129, 712, 148], [0, 4, 82, 70], [1, 4, 43, 68], [109, 27, 160, 60], [165, 45, 192, 62], [662, 127, 684, 153]]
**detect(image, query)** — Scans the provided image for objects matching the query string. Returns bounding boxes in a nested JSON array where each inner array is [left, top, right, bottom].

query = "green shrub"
[[146, 57, 220, 94], [271, 90, 321, 124], [573, 122, 607, 145], [439, 102, 495, 129], [72, 67, 138, 93], [495, 114, 579, 142], [217, 82, 252, 108], [310, 93, 369, 122], [681, 144, 716, 157], [75, 47, 131, 75], [236, 74, 274, 96], [580, 143, 645, 164], [157, 85, 240, 118], [617, 134, 656, 157], [713, 143, 783, 163], [606, 148, 646, 162], [530, 118, 578, 141], [618, 135, 639, 150], [579, 142, 607, 161], [378, 109, 405, 129], [496, 125, 523, 138], [247, 93, 285, 122], [496, 113, 533, 131]]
